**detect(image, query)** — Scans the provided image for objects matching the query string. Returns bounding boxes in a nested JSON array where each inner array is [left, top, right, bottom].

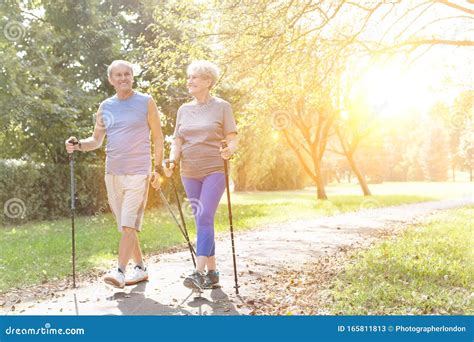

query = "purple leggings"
[[181, 173, 226, 257]]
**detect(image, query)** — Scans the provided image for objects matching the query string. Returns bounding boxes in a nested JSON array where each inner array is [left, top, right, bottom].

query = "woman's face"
[[187, 73, 212, 95]]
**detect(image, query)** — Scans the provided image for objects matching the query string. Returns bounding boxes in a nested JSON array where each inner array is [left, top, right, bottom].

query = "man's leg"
[[103, 175, 128, 288], [104, 175, 149, 288], [120, 175, 150, 286], [118, 227, 139, 272], [132, 234, 144, 268], [119, 174, 149, 269], [121, 229, 149, 286]]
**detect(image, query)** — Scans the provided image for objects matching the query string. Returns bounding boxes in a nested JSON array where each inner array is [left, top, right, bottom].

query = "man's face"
[[108, 65, 134, 92]]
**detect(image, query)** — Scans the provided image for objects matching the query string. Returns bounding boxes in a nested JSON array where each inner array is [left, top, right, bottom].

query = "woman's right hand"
[[162, 160, 175, 177]]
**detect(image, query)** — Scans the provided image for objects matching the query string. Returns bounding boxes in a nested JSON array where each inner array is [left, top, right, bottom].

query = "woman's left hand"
[[220, 134, 238, 160], [220, 145, 233, 160]]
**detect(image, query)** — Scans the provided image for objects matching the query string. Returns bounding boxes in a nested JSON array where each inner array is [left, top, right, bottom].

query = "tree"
[[330, 86, 378, 195]]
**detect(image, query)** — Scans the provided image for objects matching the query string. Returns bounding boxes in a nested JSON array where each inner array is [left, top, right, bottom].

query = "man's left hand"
[[151, 171, 162, 190]]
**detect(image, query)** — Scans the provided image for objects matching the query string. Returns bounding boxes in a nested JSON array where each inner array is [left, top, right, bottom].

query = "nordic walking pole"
[[67, 138, 79, 288], [221, 140, 239, 294], [164, 159, 196, 267], [158, 189, 197, 265]]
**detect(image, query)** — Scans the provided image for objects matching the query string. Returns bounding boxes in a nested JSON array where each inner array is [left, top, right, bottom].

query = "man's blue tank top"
[[102, 91, 151, 175]]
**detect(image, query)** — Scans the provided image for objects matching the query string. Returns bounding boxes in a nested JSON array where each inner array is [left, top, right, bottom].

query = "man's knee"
[[122, 226, 137, 235]]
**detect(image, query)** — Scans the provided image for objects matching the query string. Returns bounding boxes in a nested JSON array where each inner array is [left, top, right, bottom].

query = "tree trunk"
[[313, 159, 328, 200], [346, 151, 372, 196], [452, 165, 455, 182], [315, 176, 328, 199]]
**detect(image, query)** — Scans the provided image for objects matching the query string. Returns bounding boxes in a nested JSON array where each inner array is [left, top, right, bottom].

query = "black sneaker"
[[183, 270, 205, 290], [203, 270, 220, 289]]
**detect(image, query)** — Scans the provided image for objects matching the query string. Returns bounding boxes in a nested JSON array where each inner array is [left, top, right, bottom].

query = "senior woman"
[[163, 60, 238, 290]]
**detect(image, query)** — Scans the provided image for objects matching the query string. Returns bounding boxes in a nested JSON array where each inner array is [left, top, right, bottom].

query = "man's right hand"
[[162, 160, 175, 177], [65, 136, 79, 154]]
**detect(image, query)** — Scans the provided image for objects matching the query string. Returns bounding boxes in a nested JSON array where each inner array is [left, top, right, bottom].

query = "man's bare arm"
[[147, 98, 164, 169], [78, 104, 106, 151]]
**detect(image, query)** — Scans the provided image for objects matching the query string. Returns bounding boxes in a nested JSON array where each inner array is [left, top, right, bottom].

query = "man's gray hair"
[[107, 60, 134, 77]]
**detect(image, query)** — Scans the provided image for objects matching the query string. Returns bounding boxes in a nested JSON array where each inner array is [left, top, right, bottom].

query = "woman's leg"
[[181, 176, 207, 272], [207, 256, 216, 271], [181, 173, 225, 289], [197, 173, 226, 270]]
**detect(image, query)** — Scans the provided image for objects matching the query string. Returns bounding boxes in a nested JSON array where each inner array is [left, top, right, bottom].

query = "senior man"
[[65, 60, 163, 288]]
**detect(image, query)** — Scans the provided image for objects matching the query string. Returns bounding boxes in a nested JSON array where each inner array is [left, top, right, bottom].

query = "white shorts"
[[105, 174, 150, 232]]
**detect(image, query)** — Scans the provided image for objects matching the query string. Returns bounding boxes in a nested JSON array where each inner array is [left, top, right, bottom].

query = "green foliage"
[[0, 159, 108, 225], [1, 1, 125, 163]]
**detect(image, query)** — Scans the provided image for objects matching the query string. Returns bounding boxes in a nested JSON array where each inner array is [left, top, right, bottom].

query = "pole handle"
[[68, 138, 79, 161], [68, 138, 79, 145], [164, 159, 175, 169]]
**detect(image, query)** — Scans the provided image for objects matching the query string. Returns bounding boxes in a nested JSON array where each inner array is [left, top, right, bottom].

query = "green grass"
[[328, 206, 474, 315], [0, 189, 435, 293]]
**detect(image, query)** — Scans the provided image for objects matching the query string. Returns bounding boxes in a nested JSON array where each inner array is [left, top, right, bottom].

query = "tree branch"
[[435, 0, 474, 15], [376, 39, 474, 52]]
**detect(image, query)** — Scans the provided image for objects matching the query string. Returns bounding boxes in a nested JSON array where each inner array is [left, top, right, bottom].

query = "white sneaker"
[[104, 268, 125, 288], [125, 265, 148, 286]]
